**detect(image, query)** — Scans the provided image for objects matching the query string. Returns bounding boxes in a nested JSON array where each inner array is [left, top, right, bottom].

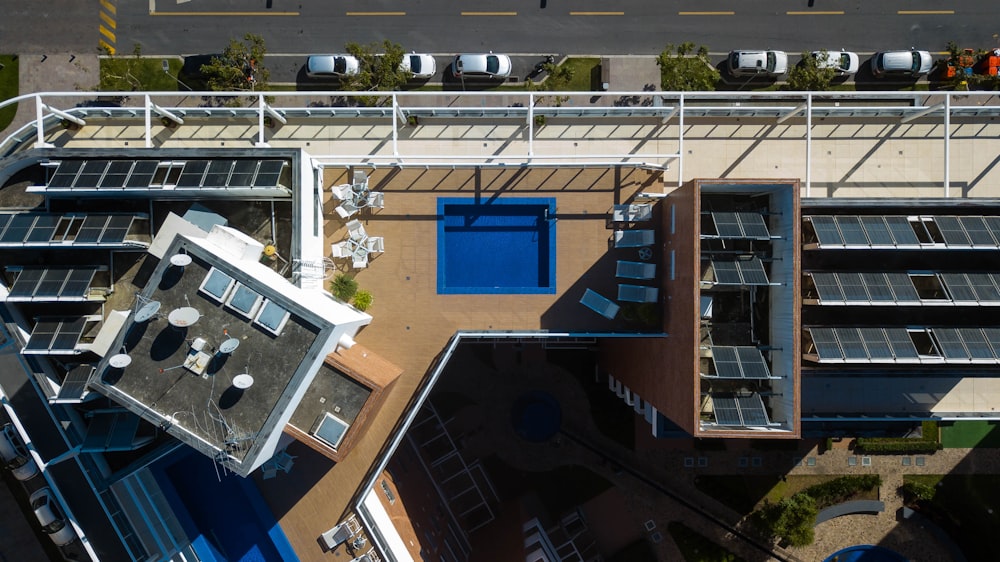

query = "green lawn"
[[0, 55, 20, 133], [557, 58, 601, 91], [667, 522, 745, 562], [940, 421, 1000, 448], [697, 474, 880, 515], [904, 474, 1000, 561], [100, 56, 183, 92]]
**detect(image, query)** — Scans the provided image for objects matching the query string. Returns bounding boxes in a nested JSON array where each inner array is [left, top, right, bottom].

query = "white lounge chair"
[[330, 184, 352, 201], [580, 289, 620, 319], [614, 229, 655, 248], [331, 241, 352, 259], [346, 219, 367, 241], [352, 254, 369, 269], [367, 191, 384, 209], [335, 200, 360, 219], [618, 284, 658, 303], [352, 170, 368, 188], [612, 203, 653, 222], [616, 260, 656, 279], [365, 236, 384, 253]]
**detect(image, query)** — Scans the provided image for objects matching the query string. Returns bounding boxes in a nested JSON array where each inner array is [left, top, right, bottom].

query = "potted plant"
[[353, 289, 373, 311]]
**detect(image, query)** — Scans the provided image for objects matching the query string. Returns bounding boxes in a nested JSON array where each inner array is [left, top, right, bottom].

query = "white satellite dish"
[[170, 253, 192, 267], [219, 337, 240, 354], [109, 354, 132, 369], [233, 374, 254, 389], [135, 300, 161, 322]]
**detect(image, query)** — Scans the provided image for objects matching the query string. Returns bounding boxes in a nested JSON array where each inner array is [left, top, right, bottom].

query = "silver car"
[[728, 50, 788, 77], [30, 488, 77, 546], [400, 53, 436, 79], [872, 49, 933, 78], [0, 423, 38, 481], [812, 50, 861, 75], [306, 55, 360, 78], [452, 53, 512, 79]]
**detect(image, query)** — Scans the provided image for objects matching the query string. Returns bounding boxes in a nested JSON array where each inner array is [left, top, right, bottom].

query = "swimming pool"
[[823, 545, 909, 562], [437, 197, 556, 294]]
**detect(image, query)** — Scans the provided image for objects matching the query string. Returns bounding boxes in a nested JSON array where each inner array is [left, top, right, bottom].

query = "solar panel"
[[229, 160, 258, 187], [933, 328, 968, 359], [959, 217, 998, 247], [736, 347, 771, 378], [200, 268, 234, 302], [711, 346, 742, 378], [712, 212, 743, 238], [314, 412, 350, 448], [62, 269, 97, 298], [99, 160, 134, 188], [226, 283, 261, 317], [809, 216, 843, 245], [859, 328, 893, 359], [737, 213, 770, 239], [204, 160, 234, 187], [25, 321, 58, 351], [75, 216, 107, 243], [712, 260, 742, 284], [712, 396, 743, 426], [859, 216, 894, 246], [836, 328, 869, 360], [254, 299, 290, 335], [0, 215, 12, 237], [984, 328, 1000, 358], [885, 329, 919, 360], [100, 216, 133, 243], [56, 365, 93, 401], [941, 273, 977, 302], [36, 269, 70, 297], [9, 269, 44, 297], [176, 161, 209, 187], [736, 395, 770, 426], [968, 273, 1000, 302], [883, 216, 920, 246], [25, 215, 59, 243], [838, 273, 869, 302], [0, 215, 35, 243], [836, 216, 869, 246], [125, 161, 159, 188], [737, 257, 769, 285], [935, 216, 972, 246], [52, 318, 85, 351], [886, 273, 920, 302], [860, 273, 894, 302], [49, 161, 84, 188], [986, 217, 1000, 244], [811, 273, 844, 302], [253, 160, 285, 187], [76, 160, 109, 187], [958, 328, 996, 360], [809, 328, 843, 359]]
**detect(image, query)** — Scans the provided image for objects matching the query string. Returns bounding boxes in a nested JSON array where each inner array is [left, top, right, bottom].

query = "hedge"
[[803, 475, 881, 508], [855, 438, 941, 454]]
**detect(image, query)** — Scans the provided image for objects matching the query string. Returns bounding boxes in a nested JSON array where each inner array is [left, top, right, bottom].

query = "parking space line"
[[678, 11, 734, 15], [897, 10, 954, 15], [569, 11, 625, 16], [150, 11, 300, 16], [460, 11, 517, 16], [787, 11, 843, 15], [346, 11, 406, 16]]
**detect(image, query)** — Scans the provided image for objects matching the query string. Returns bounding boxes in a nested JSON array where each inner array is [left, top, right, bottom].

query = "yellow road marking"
[[460, 11, 517, 16], [99, 39, 116, 55], [100, 25, 116, 42], [678, 11, 734, 15], [787, 11, 843, 15], [150, 11, 300, 16], [898, 10, 954, 14], [569, 11, 624, 15], [100, 11, 117, 28], [100, 0, 116, 15], [346, 11, 406, 16]]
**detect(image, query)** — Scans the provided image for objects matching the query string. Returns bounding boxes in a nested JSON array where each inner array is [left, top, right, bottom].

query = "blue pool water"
[[155, 450, 297, 562], [437, 197, 557, 294], [823, 545, 909, 562]]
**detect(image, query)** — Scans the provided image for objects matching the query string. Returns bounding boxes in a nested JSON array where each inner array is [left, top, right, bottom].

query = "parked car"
[[306, 55, 360, 78], [872, 49, 933, 78], [29, 488, 77, 546], [0, 422, 38, 481], [452, 53, 512, 79], [727, 50, 788, 77], [400, 53, 436, 79], [811, 50, 861, 74]]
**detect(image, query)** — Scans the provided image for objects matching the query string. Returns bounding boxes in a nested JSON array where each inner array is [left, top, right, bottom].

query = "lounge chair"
[[331, 241, 352, 259], [616, 260, 656, 280], [330, 184, 352, 201], [346, 219, 367, 241], [612, 203, 653, 222], [367, 191, 384, 209], [580, 289, 620, 320], [365, 236, 384, 253], [614, 229, 655, 248], [352, 254, 368, 269], [618, 284, 658, 303], [352, 170, 368, 188], [335, 200, 360, 219]]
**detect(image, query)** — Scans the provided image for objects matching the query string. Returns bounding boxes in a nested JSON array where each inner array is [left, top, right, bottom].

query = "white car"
[[452, 53, 512, 79], [727, 50, 788, 77], [0, 423, 38, 481], [306, 55, 360, 78], [872, 49, 933, 78], [400, 53, 436, 79], [812, 50, 861, 74], [30, 488, 77, 546]]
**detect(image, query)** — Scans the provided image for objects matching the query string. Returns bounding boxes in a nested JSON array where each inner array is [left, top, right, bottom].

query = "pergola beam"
[[901, 102, 945, 124], [41, 103, 86, 126], [776, 103, 806, 125]]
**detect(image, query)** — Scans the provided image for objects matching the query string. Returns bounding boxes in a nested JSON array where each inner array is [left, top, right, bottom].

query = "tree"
[[99, 43, 146, 92], [759, 493, 818, 547], [785, 51, 836, 91], [526, 61, 574, 106], [340, 40, 410, 106], [199, 34, 269, 93], [656, 42, 719, 91]]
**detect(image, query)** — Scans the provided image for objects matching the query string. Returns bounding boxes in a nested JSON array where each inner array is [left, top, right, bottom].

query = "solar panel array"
[[932, 328, 1000, 361], [940, 273, 1000, 303], [810, 272, 922, 304], [807, 215, 1000, 248], [199, 267, 235, 303], [709, 346, 773, 378], [710, 212, 771, 239], [46, 159, 286, 190], [712, 394, 771, 427], [0, 214, 135, 246], [226, 283, 263, 318], [56, 365, 94, 401], [24, 318, 86, 353], [712, 257, 770, 285], [809, 327, 1000, 362], [8, 268, 97, 300]]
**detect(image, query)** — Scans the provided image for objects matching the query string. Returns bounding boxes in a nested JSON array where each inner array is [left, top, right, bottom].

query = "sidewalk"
[[5, 52, 100, 135]]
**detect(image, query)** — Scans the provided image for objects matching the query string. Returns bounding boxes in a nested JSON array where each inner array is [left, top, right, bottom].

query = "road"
[[1, 0, 996, 58]]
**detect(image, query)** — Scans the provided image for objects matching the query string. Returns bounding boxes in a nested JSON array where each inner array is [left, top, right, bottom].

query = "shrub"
[[922, 420, 939, 442], [353, 289, 373, 311], [656, 42, 719, 91], [803, 475, 881, 508], [824, 437, 834, 453], [900, 481, 936, 503], [759, 493, 817, 547], [784, 50, 836, 91], [330, 274, 358, 302], [855, 438, 941, 454]]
